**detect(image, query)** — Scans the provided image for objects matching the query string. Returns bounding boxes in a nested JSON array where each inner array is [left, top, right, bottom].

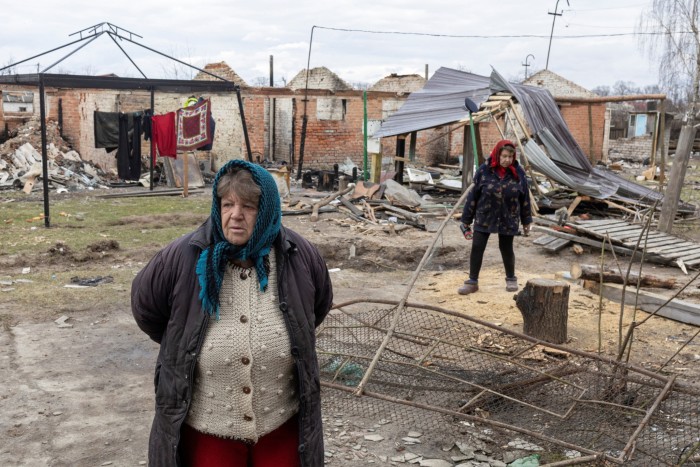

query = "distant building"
[[524, 69, 607, 162]]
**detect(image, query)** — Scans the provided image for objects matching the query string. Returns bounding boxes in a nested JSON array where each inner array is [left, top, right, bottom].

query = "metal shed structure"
[[0, 22, 253, 227]]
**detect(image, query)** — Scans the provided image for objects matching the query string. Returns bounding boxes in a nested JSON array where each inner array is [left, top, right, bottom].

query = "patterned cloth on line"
[[177, 98, 213, 151]]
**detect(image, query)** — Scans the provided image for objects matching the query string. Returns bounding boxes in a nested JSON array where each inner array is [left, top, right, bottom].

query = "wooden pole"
[[659, 99, 666, 186], [355, 187, 472, 395], [182, 152, 189, 198], [658, 124, 696, 233]]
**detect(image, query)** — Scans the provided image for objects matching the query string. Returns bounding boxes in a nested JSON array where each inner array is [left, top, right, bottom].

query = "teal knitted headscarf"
[[196, 160, 281, 319]]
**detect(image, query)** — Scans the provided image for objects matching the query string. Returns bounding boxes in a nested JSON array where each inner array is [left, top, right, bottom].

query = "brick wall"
[[608, 135, 654, 163], [5, 81, 607, 175], [559, 103, 606, 162]]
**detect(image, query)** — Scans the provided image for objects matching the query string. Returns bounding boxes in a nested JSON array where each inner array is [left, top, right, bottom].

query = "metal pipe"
[[297, 25, 316, 179], [236, 87, 253, 162], [39, 75, 50, 228], [107, 32, 147, 79], [363, 90, 368, 180], [0, 35, 97, 73], [150, 87, 155, 190], [41, 32, 104, 73]]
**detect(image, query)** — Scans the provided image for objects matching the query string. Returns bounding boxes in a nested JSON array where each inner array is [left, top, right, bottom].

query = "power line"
[[313, 25, 689, 39]]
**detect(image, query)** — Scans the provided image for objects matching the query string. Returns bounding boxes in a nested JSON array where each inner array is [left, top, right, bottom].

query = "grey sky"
[[1, 1, 659, 91]]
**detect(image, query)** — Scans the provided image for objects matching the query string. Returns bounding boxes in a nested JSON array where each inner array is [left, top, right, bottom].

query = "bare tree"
[[637, 0, 700, 232], [0, 57, 18, 76], [591, 85, 611, 96], [612, 80, 641, 96]]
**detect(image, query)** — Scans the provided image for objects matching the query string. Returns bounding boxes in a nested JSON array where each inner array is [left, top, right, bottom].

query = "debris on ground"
[[0, 117, 110, 191]]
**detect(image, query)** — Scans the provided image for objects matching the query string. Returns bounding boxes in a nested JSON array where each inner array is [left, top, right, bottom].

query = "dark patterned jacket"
[[132, 219, 333, 467], [461, 157, 532, 235]]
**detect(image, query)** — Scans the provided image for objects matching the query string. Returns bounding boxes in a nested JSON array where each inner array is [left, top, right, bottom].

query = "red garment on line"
[[180, 415, 301, 467], [151, 112, 177, 162]]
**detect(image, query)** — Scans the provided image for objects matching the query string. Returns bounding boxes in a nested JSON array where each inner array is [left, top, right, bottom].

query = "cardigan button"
[[291, 347, 299, 357], [279, 302, 288, 312]]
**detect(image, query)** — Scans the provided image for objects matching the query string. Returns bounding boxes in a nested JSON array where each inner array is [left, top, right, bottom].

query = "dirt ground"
[[1, 189, 699, 466]]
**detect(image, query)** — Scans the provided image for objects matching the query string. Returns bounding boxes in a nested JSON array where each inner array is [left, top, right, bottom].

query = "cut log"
[[570, 263, 676, 289], [515, 279, 570, 344]]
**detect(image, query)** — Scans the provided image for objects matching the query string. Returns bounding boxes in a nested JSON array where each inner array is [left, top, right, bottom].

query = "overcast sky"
[[0, 1, 661, 91]]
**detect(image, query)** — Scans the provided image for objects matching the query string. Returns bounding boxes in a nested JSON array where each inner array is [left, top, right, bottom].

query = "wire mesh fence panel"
[[317, 301, 700, 466]]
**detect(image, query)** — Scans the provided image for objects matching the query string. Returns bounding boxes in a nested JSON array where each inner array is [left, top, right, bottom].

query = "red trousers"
[[180, 415, 300, 467]]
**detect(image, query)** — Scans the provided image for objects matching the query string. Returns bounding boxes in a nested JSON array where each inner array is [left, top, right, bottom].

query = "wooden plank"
[[532, 226, 657, 261], [575, 224, 634, 234], [647, 247, 700, 260], [544, 238, 571, 252], [592, 225, 645, 234], [614, 233, 671, 244], [615, 232, 672, 241], [623, 238, 690, 249], [684, 257, 700, 266], [677, 250, 700, 262], [646, 242, 700, 254], [574, 219, 631, 228], [584, 282, 700, 326], [533, 235, 558, 246]]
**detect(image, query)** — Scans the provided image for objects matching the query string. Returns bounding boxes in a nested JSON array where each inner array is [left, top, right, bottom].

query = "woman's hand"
[[460, 223, 473, 240]]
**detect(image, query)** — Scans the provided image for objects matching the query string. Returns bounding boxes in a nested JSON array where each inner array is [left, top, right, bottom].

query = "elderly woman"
[[132, 160, 333, 467], [459, 139, 532, 295]]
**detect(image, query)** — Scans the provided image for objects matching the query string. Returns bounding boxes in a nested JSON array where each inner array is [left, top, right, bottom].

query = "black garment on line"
[[94, 111, 123, 152], [116, 113, 142, 181]]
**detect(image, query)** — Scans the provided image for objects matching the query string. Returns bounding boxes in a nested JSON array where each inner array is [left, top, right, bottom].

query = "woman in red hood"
[[458, 140, 533, 294]]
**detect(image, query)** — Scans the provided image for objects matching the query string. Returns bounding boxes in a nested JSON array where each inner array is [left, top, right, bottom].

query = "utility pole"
[[522, 54, 535, 80], [546, 0, 569, 70]]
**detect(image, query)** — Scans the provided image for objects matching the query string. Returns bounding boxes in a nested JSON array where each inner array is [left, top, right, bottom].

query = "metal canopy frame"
[[0, 22, 253, 227]]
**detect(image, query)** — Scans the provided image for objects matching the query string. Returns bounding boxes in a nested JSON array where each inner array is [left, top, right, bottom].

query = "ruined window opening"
[[317, 98, 345, 121], [2, 91, 34, 114]]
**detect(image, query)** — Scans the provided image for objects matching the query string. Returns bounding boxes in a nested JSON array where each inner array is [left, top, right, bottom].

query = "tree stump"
[[514, 279, 570, 344]]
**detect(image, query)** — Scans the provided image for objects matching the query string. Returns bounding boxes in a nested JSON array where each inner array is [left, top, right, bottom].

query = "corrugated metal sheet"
[[375, 67, 691, 211], [372, 67, 490, 138]]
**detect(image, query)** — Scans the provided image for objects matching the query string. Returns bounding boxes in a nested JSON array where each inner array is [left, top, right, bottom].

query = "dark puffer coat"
[[131, 219, 333, 467], [461, 156, 532, 235]]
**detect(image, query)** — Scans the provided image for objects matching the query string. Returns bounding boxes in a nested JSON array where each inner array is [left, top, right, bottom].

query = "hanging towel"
[[151, 112, 177, 162], [176, 98, 212, 151], [94, 111, 122, 151]]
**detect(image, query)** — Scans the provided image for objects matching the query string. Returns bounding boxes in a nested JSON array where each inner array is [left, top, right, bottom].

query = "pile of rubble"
[[0, 118, 109, 192]]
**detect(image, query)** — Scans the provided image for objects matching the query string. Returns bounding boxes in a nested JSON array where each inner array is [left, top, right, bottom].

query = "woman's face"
[[220, 192, 258, 246], [499, 148, 516, 168]]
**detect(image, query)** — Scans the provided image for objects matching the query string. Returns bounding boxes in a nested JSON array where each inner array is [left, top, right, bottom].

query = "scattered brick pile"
[[0, 118, 109, 191]]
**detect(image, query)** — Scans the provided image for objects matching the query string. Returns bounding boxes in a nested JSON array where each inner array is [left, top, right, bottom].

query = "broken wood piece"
[[310, 184, 355, 222], [570, 263, 676, 289], [515, 279, 569, 344], [339, 196, 364, 217], [383, 204, 424, 224], [582, 282, 700, 326], [22, 162, 43, 194]]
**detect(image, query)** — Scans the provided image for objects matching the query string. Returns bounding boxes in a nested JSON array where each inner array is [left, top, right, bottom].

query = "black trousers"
[[469, 230, 515, 281]]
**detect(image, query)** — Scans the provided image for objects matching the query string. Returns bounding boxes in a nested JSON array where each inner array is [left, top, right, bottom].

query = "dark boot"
[[458, 280, 479, 295]]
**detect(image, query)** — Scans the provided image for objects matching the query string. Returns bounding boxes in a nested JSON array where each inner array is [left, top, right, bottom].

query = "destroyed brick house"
[[0, 64, 450, 181], [0, 59, 669, 192]]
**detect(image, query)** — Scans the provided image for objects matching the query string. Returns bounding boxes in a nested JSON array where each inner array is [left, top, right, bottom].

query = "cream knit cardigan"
[[185, 251, 298, 441]]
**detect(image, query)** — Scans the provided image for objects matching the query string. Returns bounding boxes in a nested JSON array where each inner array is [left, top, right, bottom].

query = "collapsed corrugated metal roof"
[[375, 66, 678, 209], [489, 69, 667, 205], [372, 67, 490, 138]]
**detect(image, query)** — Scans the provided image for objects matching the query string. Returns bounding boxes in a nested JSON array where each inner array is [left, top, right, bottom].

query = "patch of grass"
[[0, 193, 210, 256]]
